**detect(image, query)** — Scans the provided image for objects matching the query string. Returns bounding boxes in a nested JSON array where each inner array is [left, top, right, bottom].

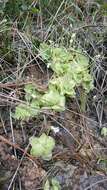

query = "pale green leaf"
[[41, 90, 65, 111], [30, 133, 55, 160], [101, 127, 107, 137], [15, 104, 32, 120], [51, 178, 61, 190], [44, 179, 50, 190]]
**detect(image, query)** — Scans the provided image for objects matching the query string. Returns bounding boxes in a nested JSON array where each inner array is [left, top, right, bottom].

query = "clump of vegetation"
[[30, 133, 55, 160], [0, 0, 39, 21], [15, 42, 93, 120], [40, 43, 93, 93], [0, 0, 39, 61]]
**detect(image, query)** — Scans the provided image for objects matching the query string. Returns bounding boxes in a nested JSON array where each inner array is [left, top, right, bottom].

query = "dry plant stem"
[[0, 79, 48, 91], [84, 178, 107, 190], [0, 80, 32, 88], [8, 144, 30, 190], [0, 135, 33, 160]]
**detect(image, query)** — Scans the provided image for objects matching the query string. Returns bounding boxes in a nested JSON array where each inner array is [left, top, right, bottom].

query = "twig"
[[84, 177, 107, 190], [0, 135, 33, 160]]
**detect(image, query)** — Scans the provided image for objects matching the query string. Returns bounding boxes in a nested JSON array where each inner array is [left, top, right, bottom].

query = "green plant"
[[41, 90, 65, 111], [1, 0, 39, 20], [15, 103, 40, 120], [40, 43, 93, 112], [15, 42, 93, 120], [0, 0, 39, 62], [40, 43, 93, 93], [29, 133, 55, 160], [15, 84, 41, 120], [44, 178, 61, 190], [96, 0, 107, 16], [101, 127, 107, 137]]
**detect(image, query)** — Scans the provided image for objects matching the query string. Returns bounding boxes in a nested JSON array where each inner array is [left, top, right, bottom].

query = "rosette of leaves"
[[15, 84, 41, 120], [24, 83, 42, 102], [49, 74, 76, 96], [40, 43, 93, 93], [15, 83, 66, 120], [15, 103, 40, 120], [40, 43, 72, 75], [30, 133, 55, 160]]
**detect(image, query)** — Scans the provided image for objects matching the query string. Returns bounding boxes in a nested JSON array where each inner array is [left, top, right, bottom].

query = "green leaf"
[[24, 84, 42, 102], [51, 47, 72, 74], [40, 43, 52, 61], [50, 75, 76, 96], [101, 127, 107, 137], [44, 180, 50, 190], [30, 133, 55, 160], [30, 7, 40, 14], [41, 90, 65, 111], [75, 51, 89, 66], [15, 103, 40, 120], [15, 104, 32, 120], [44, 178, 61, 190], [51, 178, 61, 190]]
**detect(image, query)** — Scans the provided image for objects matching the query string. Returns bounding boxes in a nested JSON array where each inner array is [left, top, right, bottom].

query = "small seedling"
[[44, 178, 61, 190], [29, 133, 55, 160], [101, 127, 107, 137]]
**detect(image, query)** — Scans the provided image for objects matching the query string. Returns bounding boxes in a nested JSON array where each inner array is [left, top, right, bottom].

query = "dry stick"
[[8, 155, 24, 190], [84, 178, 107, 190], [0, 80, 33, 88], [10, 109, 17, 157], [7, 144, 30, 190], [0, 79, 47, 91], [0, 135, 33, 160]]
